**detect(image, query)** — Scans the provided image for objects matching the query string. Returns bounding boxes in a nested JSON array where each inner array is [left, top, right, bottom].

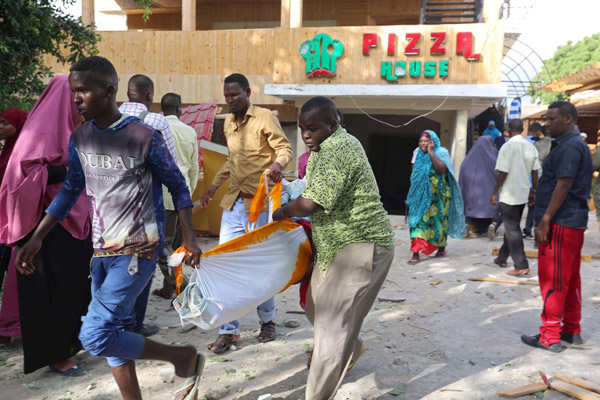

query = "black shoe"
[[560, 332, 583, 344], [521, 334, 563, 353], [134, 324, 160, 337]]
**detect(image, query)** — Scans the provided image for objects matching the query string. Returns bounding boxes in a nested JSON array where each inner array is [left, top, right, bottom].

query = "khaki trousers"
[[305, 243, 394, 400]]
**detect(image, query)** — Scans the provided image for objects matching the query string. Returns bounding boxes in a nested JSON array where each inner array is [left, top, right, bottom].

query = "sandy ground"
[[1, 214, 600, 400]]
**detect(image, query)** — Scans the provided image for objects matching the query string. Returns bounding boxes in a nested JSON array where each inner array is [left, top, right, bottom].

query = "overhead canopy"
[[540, 62, 600, 94]]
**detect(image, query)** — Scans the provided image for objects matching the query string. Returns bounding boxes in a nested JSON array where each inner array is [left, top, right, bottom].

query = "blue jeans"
[[79, 255, 156, 367], [523, 204, 535, 236], [218, 198, 276, 335], [134, 275, 153, 331]]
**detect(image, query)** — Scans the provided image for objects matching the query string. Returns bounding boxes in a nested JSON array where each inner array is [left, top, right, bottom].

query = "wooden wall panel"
[[44, 21, 503, 104]]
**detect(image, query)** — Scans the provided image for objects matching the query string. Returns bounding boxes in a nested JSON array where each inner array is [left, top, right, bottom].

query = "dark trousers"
[[498, 203, 528, 269], [523, 204, 535, 236]]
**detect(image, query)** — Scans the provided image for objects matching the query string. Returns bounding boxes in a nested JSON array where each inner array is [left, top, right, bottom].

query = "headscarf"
[[406, 130, 465, 239], [0, 109, 28, 186], [0, 76, 90, 245], [482, 120, 501, 142], [459, 135, 499, 219]]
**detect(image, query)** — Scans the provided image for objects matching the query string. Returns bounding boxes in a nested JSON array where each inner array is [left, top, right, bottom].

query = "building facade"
[[51, 0, 506, 214]]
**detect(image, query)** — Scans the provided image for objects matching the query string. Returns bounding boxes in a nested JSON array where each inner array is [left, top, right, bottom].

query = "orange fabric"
[[247, 169, 281, 227], [171, 246, 189, 296]]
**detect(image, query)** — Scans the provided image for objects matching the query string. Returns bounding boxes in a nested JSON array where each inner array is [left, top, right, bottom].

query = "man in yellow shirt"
[[201, 73, 292, 353]]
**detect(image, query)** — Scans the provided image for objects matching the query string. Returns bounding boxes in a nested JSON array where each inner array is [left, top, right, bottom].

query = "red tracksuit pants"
[[537, 224, 584, 346]]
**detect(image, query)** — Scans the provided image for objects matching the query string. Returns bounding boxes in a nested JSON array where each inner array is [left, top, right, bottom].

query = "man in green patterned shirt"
[[273, 96, 394, 400]]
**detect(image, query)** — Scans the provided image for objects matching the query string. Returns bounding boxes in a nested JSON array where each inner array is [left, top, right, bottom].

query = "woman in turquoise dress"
[[406, 131, 465, 264]]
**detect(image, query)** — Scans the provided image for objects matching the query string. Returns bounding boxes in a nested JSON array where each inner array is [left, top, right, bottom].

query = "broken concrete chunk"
[[284, 319, 300, 328]]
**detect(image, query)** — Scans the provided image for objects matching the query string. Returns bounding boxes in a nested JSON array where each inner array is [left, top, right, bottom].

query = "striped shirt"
[[119, 102, 179, 164]]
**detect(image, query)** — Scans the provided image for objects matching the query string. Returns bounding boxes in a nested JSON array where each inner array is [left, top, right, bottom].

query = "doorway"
[[343, 113, 441, 215]]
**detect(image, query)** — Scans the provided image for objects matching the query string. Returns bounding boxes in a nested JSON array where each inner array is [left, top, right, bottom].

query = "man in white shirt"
[[490, 119, 540, 277], [118, 75, 179, 164], [118, 75, 179, 337], [153, 93, 199, 299]]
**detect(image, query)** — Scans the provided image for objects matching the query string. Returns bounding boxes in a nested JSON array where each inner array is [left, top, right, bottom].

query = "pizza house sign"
[[300, 31, 481, 82]]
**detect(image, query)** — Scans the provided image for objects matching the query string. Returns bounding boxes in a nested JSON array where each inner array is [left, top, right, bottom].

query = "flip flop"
[[172, 353, 205, 400], [48, 363, 85, 377], [347, 339, 365, 372], [435, 250, 448, 257], [407, 258, 420, 265], [507, 269, 531, 278]]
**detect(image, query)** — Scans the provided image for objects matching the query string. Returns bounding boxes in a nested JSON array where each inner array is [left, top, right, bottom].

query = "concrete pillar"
[[81, 0, 95, 26], [182, 0, 196, 31], [450, 109, 468, 178], [281, 0, 303, 28]]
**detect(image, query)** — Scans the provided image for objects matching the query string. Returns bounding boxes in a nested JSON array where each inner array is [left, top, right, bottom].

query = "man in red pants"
[[521, 101, 593, 353]]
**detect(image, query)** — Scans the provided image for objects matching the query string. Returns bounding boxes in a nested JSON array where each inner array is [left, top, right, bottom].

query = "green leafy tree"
[[0, 0, 100, 110], [135, 0, 153, 21], [529, 33, 600, 104]]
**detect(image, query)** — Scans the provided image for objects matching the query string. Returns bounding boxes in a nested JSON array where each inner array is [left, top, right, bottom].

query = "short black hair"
[[529, 122, 543, 132], [224, 73, 250, 90], [70, 56, 118, 86], [548, 101, 578, 122], [300, 96, 338, 124], [128, 74, 154, 95], [508, 119, 523, 133], [161, 92, 181, 113]]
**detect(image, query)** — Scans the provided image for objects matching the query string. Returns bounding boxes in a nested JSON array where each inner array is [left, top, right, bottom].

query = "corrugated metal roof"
[[180, 100, 219, 168]]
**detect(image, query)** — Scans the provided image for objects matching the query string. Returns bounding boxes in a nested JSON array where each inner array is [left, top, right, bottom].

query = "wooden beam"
[[81, 0, 95, 26], [554, 374, 600, 395], [182, 0, 196, 31], [550, 379, 600, 400], [497, 382, 548, 398], [491, 248, 592, 262], [469, 277, 539, 286], [290, 0, 303, 28], [280, 0, 290, 28], [281, 0, 302, 28]]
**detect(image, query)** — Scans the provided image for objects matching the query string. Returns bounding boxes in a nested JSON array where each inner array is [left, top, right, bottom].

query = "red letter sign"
[[387, 33, 396, 55], [430, 32, 447, 54], [363, 33, 378, 55], [405, 33, 421, 55], [456, 32, 481, 60]]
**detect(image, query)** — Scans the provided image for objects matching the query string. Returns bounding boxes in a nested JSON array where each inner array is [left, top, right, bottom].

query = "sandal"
[[172, 353, 205, 400], [207, 334, 239, 354], [493, 257, 508, 268], [347, 338, 365, 372], [507, 268, 530, 278], [407, 257, 420, 265], [257, 320, 277, 343]]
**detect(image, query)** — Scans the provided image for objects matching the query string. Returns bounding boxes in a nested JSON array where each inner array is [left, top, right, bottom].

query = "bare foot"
[[172, 346, 200, 400], [173, 345, 198, 379], [51, 359, 76, 372]]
